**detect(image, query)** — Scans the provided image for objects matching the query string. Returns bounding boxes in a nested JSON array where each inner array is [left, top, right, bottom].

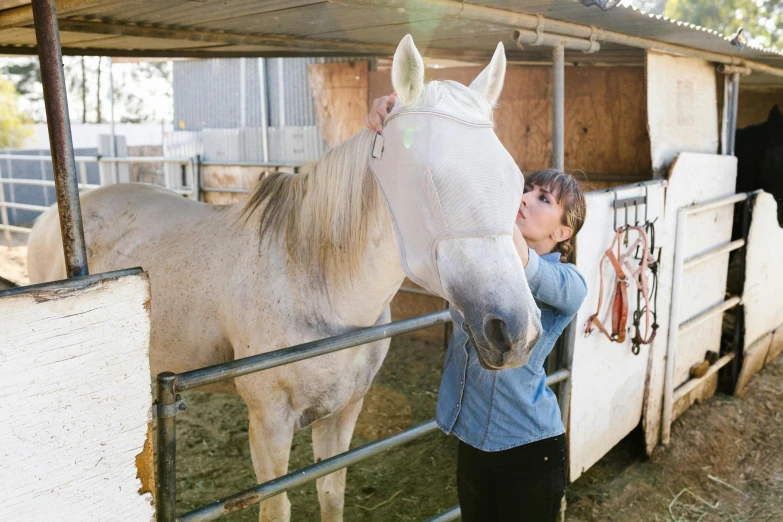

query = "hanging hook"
[[611, 188, 619, 231]]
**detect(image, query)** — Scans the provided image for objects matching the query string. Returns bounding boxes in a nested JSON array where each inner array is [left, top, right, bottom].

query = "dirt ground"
[[0, 232, 29, 285], [2, 244, 781, 522]]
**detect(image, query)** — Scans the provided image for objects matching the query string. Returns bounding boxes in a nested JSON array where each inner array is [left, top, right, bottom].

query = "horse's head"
[[370, 35, 541, 370]]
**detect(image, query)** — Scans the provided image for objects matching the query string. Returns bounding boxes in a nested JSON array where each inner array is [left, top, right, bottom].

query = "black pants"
[[457, 435, 567, 522]]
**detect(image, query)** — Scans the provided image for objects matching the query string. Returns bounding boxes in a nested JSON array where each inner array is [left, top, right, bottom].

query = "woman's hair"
[[525, 169, 587, 263]]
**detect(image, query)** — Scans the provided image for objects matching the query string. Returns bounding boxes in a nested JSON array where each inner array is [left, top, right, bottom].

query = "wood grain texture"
[[368, 65, 651, 181], [0, 272, 155, 521], [737, 88, 783, 128], [646, 52, 720, 177], [308, 61, 369, 149]]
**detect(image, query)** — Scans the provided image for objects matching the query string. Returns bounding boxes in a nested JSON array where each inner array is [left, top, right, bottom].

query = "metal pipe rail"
[[179, 421, 441, 522], [0, 177, 99, 189], [157, 308, 571, 522], [175, 310, 452, 392], [0, 154, 196, 246], [358, 0, 783, 79]]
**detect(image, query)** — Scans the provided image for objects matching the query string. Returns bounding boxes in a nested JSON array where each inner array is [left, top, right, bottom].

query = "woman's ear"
[[552, 225, 573, 243]]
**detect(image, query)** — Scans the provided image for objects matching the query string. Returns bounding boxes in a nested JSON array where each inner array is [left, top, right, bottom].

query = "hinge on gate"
[[153, 397, 188, 419]]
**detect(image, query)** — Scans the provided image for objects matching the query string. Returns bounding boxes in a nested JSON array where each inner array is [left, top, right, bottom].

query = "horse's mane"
[[242, 79, 493, 279]]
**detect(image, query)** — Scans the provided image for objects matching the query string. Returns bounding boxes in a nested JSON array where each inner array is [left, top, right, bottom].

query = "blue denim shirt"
[[436, 249, 588, 452]]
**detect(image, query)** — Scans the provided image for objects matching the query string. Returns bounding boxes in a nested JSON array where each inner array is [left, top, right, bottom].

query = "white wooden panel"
[[0, 272, 155, 522], [641, 153, 737, 454], [646, 52, 719, 177], [569, 182, 665, 481], [743, 193, 783, 349]]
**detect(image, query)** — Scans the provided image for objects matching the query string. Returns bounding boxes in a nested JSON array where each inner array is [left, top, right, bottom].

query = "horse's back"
[[28, 183, 213, 282]]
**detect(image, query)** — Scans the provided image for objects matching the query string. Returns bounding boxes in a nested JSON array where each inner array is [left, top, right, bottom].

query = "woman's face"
[[516, 183, 566, 243]]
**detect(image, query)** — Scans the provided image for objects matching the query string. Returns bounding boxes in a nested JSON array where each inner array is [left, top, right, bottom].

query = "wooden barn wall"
[[737, 88, 783, 128], [368, 65, 652, 189], [308, 61, 369, 148]]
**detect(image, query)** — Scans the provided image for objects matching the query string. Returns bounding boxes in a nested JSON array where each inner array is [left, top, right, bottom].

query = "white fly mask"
[[369, 108, 524, 298]]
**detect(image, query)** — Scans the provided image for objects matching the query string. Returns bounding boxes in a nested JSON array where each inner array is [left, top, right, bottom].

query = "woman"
[[367, 93, 589, 522]]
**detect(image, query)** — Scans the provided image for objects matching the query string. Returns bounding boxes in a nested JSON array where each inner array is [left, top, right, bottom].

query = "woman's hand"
[[364, 93, 397, 133], [513, 225, 529, 267]]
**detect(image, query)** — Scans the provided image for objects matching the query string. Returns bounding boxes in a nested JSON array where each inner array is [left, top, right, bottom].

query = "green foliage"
[[665, 0, 783, 47], [0, 76, 33, 149]]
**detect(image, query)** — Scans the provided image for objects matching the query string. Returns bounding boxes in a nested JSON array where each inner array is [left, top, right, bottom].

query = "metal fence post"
[[157, 372, 179, 522], [552, 43, 565, 171], [31, 0, 89, 278], [0, 166, 12, 248]]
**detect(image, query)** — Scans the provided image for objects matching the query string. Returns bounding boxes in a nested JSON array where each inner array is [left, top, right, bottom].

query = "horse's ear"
[[392, 35, 424, 106], [469, 42, 506, 106], [769, 104, 782, 124]]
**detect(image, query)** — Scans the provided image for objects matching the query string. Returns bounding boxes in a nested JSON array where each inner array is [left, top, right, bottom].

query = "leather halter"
[[585, 225, 657, 348]]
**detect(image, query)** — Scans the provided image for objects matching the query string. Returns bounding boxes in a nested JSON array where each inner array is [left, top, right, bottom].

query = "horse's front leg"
[[311, 397, 365, 522], [246, 405, 295, 522]]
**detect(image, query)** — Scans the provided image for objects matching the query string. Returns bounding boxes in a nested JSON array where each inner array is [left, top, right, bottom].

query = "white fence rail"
[[0, 154, 196, 246]]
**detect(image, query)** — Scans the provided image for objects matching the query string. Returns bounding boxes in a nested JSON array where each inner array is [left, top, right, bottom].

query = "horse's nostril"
[[484, 317, 512, 353]]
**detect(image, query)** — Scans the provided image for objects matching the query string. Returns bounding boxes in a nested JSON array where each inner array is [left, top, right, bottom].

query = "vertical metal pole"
[[6, 156, 16, 223], [728, 73, 740, 156], [258, 58, 269, 162], [157, 372, 178, 522], [0, 166, 12, 248], [31, 0, 89, 278], [662, 210, 688, 445], [239, 58, 247, 129], [552, 43, 565, 171], [720, 74, 732, 156], [109, 57, 118, 184], [277, 58, 286, 128]]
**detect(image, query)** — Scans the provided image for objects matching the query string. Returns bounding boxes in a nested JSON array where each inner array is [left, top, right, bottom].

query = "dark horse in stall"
[[735, 104, 783, 227]]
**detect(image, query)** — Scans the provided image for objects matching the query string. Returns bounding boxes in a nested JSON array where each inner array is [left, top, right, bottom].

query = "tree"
[[0, 77, 33, 149], [665, 0, 783, 47], [628, 0, 669, 16]]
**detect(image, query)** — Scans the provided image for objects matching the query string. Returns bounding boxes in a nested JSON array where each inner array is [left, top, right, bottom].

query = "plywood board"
[[308, 61, 369, 149], [738, 88, 783, 128], [646, 52, 719, 177], [0, 271, 155, 521], [641, 153, 737, 454], [742, 193, 783, 349], [568, 182, 665, 481], [368, 65, 651, 183]]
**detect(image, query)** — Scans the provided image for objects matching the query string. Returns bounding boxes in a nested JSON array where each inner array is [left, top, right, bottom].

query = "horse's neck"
[[323, 199, 406, 326]]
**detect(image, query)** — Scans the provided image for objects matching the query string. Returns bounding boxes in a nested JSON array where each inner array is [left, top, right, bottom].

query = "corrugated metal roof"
[[0, 0, 781, 84]]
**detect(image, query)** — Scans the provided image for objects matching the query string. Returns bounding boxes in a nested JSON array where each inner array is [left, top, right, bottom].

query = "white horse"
[[27, 36, 540, 522]]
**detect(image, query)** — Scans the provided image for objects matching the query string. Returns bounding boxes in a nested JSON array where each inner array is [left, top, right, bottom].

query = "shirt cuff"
[[525, 248, 541, 279]]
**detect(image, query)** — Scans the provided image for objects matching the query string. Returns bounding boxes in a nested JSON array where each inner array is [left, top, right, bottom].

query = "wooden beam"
[[55, 19, 400, 54], [0, 0, 107, 29], [0, 44, 382, 59]]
